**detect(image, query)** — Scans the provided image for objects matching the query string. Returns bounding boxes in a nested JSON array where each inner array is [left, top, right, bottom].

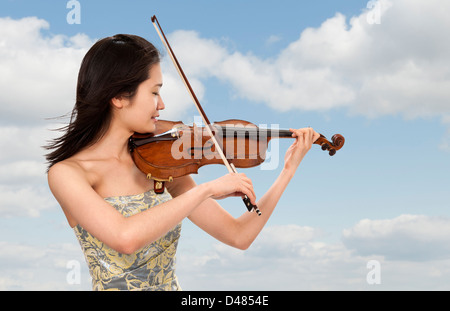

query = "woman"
[[46, 34, 319, 291]]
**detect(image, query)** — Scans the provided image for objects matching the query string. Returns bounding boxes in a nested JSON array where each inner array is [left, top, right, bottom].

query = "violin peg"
[[329, 149, 336, 156], [321, 143, 329, 151]]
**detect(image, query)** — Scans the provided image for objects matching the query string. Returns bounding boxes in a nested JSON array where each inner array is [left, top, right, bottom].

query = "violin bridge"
[[172, 123, 186, 138]]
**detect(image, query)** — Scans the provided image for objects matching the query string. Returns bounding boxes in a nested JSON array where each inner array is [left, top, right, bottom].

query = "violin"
[[129, 119, 344, 182], [130, 16, 345, 216]]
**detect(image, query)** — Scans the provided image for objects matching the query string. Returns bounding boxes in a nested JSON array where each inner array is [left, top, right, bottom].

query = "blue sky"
[[1, 0, 449, 290]]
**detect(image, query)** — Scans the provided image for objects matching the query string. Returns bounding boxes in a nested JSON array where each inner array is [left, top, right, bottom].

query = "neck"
[[87, 121, 133, 160]]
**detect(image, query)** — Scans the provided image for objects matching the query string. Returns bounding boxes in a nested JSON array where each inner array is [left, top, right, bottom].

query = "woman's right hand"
[[206, 173, 256, 205]]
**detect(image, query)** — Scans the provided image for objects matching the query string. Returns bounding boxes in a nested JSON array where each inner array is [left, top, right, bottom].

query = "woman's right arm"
[[48, 162, 255, 254]]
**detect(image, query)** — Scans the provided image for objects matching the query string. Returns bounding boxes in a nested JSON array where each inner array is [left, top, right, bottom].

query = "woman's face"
[[118, 63, 165, 134]]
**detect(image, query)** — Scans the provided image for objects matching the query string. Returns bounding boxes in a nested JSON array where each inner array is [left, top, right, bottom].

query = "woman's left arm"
[[168, 127, 319, 250]]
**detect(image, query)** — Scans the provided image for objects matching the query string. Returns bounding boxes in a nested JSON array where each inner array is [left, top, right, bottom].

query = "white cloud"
[[0, 16, 198, 125], [0, 125, 53, 163], [0, 17, 93, 125], [3, 0, 450, 127], [166, 0, 450, 122], [342, 214, 450, 261], [0, 124, 58, 217], [177, 224, 363, 290], [177, 222, 450, 290], [0, 241, 89, 290], [3, 0, 450, 129], [3, 221, 450, 290], [0, 160, 44, 183], [159, 57, 206, 120], [243, 224, 326, 258], [265, 35, 282, 46]]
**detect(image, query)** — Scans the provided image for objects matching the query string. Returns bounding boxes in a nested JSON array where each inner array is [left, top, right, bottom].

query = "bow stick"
[[151, 15, 261, 216]]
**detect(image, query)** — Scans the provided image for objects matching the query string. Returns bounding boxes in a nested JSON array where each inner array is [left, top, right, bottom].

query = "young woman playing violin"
[[46, 34, 320, 291]]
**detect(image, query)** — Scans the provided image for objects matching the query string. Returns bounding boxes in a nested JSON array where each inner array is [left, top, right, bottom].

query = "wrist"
[[197, 181, 213, 200], [280, 167, 295, 181]]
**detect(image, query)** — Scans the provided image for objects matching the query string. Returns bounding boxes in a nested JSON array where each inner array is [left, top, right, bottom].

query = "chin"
[[133, 125, 155, 134], [147, 124, 157, 133]]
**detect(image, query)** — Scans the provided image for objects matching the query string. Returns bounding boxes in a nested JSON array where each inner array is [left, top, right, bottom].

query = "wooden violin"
[[129, 119, 344, 191], [131, 16, 345, 216]]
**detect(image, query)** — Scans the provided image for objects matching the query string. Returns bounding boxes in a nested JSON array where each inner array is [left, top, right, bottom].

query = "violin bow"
[[151, 15, 261, 216]]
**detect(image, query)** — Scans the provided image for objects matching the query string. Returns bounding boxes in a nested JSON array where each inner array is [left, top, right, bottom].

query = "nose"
[[157, 95, 165, 111]]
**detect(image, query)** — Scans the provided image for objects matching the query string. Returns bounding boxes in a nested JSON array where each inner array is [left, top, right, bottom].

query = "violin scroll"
[[315, 134, 345, 156]]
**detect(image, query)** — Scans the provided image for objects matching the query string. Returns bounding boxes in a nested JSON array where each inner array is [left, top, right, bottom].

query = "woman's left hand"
[[283, 127, 321, 173]]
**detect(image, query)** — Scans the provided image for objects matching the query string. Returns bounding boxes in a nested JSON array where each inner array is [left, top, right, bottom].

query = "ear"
[[110, 95, 127, 109]]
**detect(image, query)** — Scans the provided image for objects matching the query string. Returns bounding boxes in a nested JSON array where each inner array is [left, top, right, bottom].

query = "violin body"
[[130, 120, 266, 182], [129, 119, 345, 183]]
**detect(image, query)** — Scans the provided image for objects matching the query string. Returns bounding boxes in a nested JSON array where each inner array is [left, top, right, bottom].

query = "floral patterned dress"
[[73, 189, 182, 291]]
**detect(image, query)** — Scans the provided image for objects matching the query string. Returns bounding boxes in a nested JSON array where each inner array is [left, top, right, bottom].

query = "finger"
[[239, 177, 256, 204], [243, 175, 254, 189], [303, 127, 320, 143], [229, 173, 255, 203], [297, 128, 315, 146], [242, 181, 256, 204], [234, 173, 254, 191], [289, 128, 297, 138], [313, 131, 319, 143], [290, 128, 305, 137], [307, 128, 321, 146], [297, 129, 307, 145], [290, 128, 304, 142], [304, 128, 314, 146]]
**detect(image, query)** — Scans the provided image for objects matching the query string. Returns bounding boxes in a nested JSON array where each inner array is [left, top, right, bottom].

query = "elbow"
[[235, 243, 250, 251], [116, 243, 138, 256], [231, 237, 253, 251], [227, 223, 255, 250], [113, 229, 141, 255]]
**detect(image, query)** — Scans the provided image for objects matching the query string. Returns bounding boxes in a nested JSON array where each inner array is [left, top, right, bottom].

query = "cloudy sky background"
[[1, 0, 449, 290]]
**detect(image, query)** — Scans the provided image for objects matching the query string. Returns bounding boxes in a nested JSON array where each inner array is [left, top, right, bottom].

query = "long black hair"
[[44, 34, 160, 170]]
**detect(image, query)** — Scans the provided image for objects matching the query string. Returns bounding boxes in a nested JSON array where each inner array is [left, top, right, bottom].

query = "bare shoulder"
[[47, 159, 89, 191], [47, 158, 95, 210], [47, 159, 98, 227]]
